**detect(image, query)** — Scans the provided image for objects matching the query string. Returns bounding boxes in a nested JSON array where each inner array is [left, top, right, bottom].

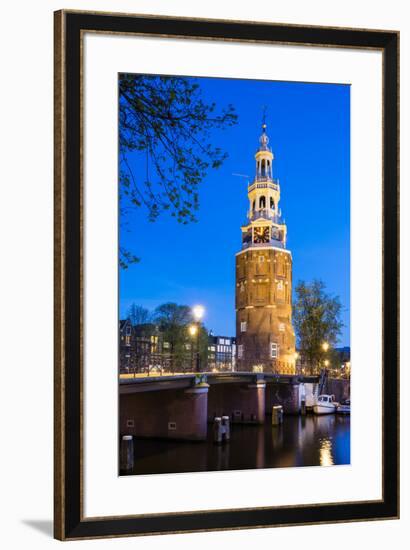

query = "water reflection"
[[123, 415, 350, 476], [319, 439, 334, 467]]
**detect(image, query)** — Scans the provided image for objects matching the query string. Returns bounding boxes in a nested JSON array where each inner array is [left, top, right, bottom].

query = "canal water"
[[122, 414, 350, 476]]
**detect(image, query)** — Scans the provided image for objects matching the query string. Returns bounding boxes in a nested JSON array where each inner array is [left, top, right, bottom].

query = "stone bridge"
[[120, 372, 341, 441]]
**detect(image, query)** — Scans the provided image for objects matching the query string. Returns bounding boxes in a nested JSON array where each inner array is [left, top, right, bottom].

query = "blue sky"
[[119, 76, 350, 346]]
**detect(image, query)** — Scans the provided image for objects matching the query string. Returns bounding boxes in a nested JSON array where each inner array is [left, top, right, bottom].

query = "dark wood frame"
[[54, 10, 399, 541]]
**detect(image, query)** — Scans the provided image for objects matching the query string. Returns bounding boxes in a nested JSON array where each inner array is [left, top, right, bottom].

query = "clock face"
[[253, 226, 270, 244]]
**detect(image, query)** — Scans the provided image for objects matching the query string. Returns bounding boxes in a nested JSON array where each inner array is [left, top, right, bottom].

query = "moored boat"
[[313, 394, 337, 415], [336, 399, 350, 414]]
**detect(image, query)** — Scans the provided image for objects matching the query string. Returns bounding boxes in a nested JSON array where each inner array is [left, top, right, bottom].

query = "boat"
[[336, 399, 351, 414], [313, 394, 337, 415]]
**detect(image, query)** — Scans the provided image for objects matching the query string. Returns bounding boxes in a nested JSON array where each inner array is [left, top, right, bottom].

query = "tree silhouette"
[[293, 280, 343, 374], [119, 74, 238, 268]]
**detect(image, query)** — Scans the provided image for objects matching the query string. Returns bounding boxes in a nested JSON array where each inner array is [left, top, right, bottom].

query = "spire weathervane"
[[262, 105, 267, 129], [259, 106, 269, 150]]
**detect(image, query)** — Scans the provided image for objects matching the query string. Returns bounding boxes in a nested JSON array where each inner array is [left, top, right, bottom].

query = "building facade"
[[235, 123, 296, 374], [119, 320, 236, 374], [208, 335, 236, 371]]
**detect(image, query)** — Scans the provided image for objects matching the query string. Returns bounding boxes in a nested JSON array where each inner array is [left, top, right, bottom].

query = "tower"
[[235, 122, 296, 374]]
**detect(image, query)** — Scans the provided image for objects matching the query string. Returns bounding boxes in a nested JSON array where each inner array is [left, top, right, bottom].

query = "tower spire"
[[262, 105, 267, 126], [235, 117, 295, 375], [258, 109, 270, 152]]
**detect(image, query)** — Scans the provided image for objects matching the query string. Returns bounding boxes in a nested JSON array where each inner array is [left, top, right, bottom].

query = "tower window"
[[279, 323, 285, 332], [270, 343, 279, 359], [270, 197, 274, 210], [252, 200, 255, 211], [259, 196, 266, 209], [238, 345, 244, 359], [261, 159, 266, 176], [258, 255, 265, 263], [277, 280, 284, 291], [240, 321, 247, 332]]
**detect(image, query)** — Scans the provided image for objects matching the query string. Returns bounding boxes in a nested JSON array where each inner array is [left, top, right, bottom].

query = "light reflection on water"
[[319, 439, 334, 467], [123, 414, 350, 476]]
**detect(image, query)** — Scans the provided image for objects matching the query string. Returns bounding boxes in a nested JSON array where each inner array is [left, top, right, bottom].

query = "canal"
[[121, 414, 350, 476]]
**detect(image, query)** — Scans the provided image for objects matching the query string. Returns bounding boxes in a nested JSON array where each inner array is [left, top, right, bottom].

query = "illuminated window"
[[277, 280, 284, 291], [240, 321, 247, 332], [238, 345, 244, 359], [125, 335, 131, 346], [279, 323, 285, 332], [270, 343, 279, 359]]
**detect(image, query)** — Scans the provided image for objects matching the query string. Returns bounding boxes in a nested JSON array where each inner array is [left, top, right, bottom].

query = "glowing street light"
[[188, 324, 198, 337], [324, 359, 330, 367], [192, 305, 205, 321], [190, 305, 205, 373], [322, 342, 329, 352]]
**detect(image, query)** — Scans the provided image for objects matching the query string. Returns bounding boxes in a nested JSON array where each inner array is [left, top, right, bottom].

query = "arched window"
[[259, 196, 266, 209], [261, 159, 266, 176], [270, 197, 274, 210], [252, 200, 256, 211]]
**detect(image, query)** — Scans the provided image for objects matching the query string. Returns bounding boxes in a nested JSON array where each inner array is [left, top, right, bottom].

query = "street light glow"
[[192, 304, 205, 321], [322, 342, 329, 352], [188, 324, 198, 337], [324, 359, 330, 367]]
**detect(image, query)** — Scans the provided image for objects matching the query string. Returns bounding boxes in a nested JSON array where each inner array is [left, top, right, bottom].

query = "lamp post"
[[188, 324, 198, 372], [321, 341, 330, 374], [191, 305, 205, 372]]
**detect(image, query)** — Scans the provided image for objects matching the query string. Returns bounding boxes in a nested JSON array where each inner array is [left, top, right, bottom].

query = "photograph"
[[51, 8, 399, 540], [118, 73, 351, 476]]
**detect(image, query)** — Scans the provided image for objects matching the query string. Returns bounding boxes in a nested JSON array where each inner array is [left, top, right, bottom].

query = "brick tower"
[[235, 122, 296, 374]]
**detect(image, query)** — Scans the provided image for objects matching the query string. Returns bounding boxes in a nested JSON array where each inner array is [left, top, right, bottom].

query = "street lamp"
[[192, 305, 205, 322], [188, 324, 198, 372], [322, 342, 329, 352], [188, 324, 198, 337], [191, 305, 205, 373]]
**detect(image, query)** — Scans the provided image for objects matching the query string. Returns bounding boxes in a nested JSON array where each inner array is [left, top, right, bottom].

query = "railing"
[[247, 209, 284, 224], [248, 179, 279, 192]]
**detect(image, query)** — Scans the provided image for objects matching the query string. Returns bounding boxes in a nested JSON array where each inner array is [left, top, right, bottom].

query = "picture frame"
[[54, 10, 399, 540]]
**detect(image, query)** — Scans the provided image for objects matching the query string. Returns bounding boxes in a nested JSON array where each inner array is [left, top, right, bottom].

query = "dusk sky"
[[119, 76, 350, 346]]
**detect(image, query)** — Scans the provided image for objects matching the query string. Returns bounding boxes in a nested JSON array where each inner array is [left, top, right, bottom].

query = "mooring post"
[[221, 415, 230, 441], [213, 417, 223, 443], [272, 405, 283, 426], [120, 435, 134, 471]]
